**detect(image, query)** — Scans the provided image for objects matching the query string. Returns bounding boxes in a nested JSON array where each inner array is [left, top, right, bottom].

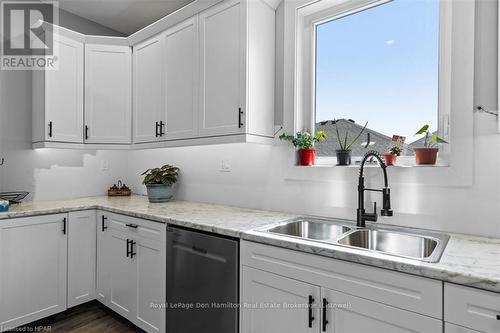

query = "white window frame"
[[281, 0, 475, 186]]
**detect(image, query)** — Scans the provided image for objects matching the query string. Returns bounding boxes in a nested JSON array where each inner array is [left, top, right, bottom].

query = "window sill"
[[307, 156, 450, 168]]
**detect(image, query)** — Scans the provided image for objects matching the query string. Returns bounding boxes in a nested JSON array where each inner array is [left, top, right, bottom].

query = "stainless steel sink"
[[337, 228, 448, 262], [264, 219, 353, 243], [260, 218, 449, 263]]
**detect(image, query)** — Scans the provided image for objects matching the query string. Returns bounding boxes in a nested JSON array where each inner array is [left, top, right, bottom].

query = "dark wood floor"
[[18, 301, 144, 333]]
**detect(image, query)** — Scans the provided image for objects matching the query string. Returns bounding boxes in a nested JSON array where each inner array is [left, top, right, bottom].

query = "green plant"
[[335, 121, 368, 150], [415, 125, 448, 148], [142, 164, 179, 185], [279, 131, 327, 149], [389, 146, 402, 156]]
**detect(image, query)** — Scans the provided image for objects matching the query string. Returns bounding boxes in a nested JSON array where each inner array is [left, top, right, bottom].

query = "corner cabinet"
[[85, 44, 132, 144], [33, 34, 84, 144]]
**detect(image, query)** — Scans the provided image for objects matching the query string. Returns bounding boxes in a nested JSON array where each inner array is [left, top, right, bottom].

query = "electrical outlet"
[[220, 160, 231, 172], [101, 159, 109, 171]]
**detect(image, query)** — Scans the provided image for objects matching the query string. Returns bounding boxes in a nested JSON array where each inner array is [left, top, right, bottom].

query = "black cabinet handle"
[[155, 121, 160, 137], [497, 314, 500, 320], [308, 295, 315, 328], [48, 121, 53, 137], [130, 240, 136, 258], [160, 121, 165, 136], [62, 217, 66, 235], [125, 223, 138, 229], [85, 125, 89, 140], [101, 215, 107, 232], [126, 239, 131, 257], [322, 298, 329, 331], [238, 108, 243, 128]]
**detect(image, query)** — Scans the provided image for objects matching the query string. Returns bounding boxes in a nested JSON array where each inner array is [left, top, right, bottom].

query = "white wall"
[[126, 0, 500, 239]]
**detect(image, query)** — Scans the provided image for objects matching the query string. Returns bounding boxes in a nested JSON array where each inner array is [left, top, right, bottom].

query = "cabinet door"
[[107, 228, 137, 319], [96, 212, 110, 304], [133, 35, 164, 143], [162, 17, 199, 140], [85, 44, 132, 144], [199, 0, 246, 136], [0, 214, 67, 330], [135, 236, 166, 333], [321, 288, 442, 333], [45, 35, 83, 143], [241, 266, 320, 333], [67, 210, 96, 308]]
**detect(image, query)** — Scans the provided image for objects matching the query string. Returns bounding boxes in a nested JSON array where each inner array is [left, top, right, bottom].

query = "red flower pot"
[[414, 148, 439, 165], [383, 153, 397, 166], [298, 149, 315, 166]]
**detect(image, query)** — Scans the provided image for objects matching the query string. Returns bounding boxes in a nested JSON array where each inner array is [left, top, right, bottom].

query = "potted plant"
[[414, 125, 448, 165], [334, 121, 368, 165], [383, 146, 401, 166], [279, 131, 327, 166], [141, 164, 179, 203]]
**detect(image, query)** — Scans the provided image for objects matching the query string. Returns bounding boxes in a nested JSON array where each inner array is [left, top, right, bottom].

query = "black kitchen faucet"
[[357, 151, 393, 228]]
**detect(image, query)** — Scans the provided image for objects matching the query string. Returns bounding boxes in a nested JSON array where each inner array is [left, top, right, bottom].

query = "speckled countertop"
[[0, 195, 298, 237], [1, 195, 499, 293]]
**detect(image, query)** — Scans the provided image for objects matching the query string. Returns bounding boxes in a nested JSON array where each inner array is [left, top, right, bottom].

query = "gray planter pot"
[[145, 183, 175, 203]]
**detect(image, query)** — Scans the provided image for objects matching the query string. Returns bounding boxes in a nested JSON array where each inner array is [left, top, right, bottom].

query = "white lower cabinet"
[[241, 266, 320, 333], [321, 288, 442, 333], [241, 241, 443, 333], [97, 212, 166, 333], [67, 210, 96, 308], [0, 214, 68, 331], [444, 283, 500, 333]]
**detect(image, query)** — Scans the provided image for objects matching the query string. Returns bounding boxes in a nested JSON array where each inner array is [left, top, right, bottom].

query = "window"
[[313, 0, 440, 157]]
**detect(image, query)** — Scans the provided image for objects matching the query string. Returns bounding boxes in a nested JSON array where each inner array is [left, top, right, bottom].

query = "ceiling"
[[57, 0, 195, 35]]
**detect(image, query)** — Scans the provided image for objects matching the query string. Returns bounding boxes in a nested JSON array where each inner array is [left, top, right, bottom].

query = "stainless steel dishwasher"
[[166, 226, 239, 333]]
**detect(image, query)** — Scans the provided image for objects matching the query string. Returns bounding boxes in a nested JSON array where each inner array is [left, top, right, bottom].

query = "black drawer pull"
[[308, 295, 315, 328], [126, 239, 131, 257], [48, 121, 53, 137], [322, 298, 329, 331], [130, 240, 137, 258], [497, 314, 500, 320], [101, 215, 108, 232], [238, 108, 243, 128], [126, 223, 138, 228], [62, 217, 66, 235], [155, 121, 160, 137], [160, 121, 165, 136], [85, 125, 89, 140]]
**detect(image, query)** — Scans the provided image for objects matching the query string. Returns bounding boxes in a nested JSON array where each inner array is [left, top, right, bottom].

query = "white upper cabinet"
[[33, 34, 84, 143], [133, 35, 165, 144], [85, 44, 132, 144], [163, 17, 199, 140], [199, 0, 245, 137]]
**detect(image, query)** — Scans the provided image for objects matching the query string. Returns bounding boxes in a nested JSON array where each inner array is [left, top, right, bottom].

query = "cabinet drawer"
[[241, 241, 442, 318], [444, 283, 500, 333], [103, 212, 164, 242]]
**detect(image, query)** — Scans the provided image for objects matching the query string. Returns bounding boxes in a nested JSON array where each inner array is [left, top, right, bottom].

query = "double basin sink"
[[259, 218, 449, 263]]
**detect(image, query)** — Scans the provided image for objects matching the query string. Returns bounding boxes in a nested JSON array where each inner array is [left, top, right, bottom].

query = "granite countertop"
[[0, 195, 298, 237], [1, 195, 499, 293], [243, 226, 500, 293]]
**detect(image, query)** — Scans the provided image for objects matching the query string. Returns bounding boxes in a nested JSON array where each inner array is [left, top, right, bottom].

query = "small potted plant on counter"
[[414, 124, 448, 165], [279, 131, 327, 166], [383, 146, 401, 166], [334, 121, 368, 166], [142, 164, 179, 203]]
